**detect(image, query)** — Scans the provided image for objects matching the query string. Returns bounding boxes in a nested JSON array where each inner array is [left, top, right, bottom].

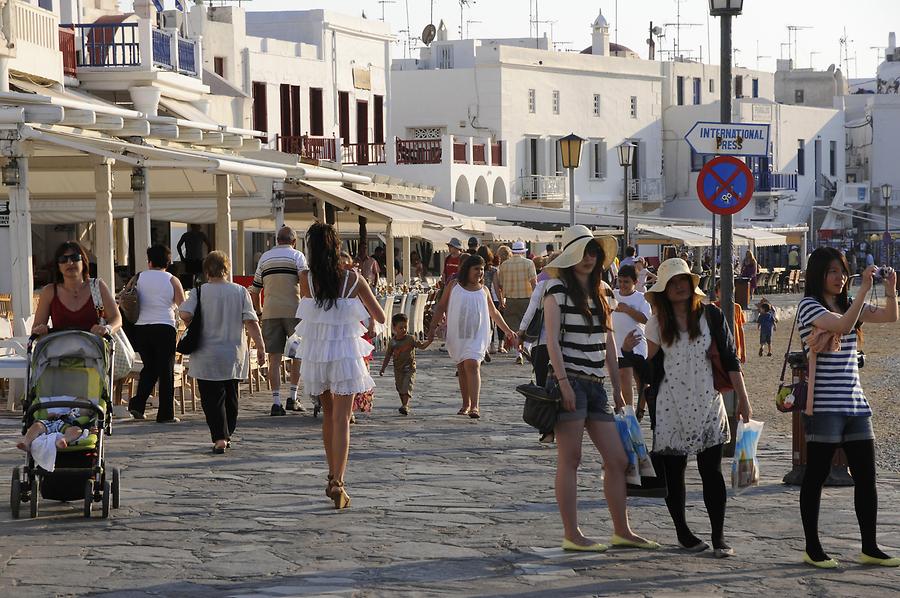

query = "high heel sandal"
[[331, 480, 351, 509], [326, 474, 337, 498]]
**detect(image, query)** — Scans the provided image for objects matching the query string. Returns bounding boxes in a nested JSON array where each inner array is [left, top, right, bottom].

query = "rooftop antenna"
[[787, 25, 813, 66], [662, 21, 701, 60], [377, 0, 395, 21], [840, 27, 854, 77], [780, 42, 791, 60], [809, 50, 821, 69], [648, 22, 663, 60], [535, 18, 556, 43], [755, 41, 771, 70], [465, 19, 481, 39], [458, 0, 474, 39], [733, 47, 741, 67], [870, 46, 886, 73], [529, 0, 540, 38]]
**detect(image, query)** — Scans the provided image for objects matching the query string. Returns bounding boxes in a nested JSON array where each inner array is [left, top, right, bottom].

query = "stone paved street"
[[1, 351, 899, 597]]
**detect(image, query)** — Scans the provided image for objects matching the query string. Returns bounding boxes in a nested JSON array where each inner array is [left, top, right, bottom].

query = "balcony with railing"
[[397, 139, 443, 165], [59, 26, 76, 77], [64, 20, 202, 81], [7, 1, 65, 83], [518, 175, 567, 206], [754, 171, 798, 192], [279, 135, 338, 162], [341, 142, 386, 166], [628, 177, 664, 203]]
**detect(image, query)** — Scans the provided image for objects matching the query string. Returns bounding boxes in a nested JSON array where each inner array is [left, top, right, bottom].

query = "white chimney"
[[591, 10, 610, 56]]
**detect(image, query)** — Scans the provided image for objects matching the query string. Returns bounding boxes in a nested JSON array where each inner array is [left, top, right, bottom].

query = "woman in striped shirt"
[[543, 226, 657, 553], [798, 248, 898, 568]]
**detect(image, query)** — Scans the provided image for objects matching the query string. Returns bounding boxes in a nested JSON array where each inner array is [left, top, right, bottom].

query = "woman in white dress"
[[426, 254, 516, 418], [627, 258, 752, 557], [295, 224, 385, 509]]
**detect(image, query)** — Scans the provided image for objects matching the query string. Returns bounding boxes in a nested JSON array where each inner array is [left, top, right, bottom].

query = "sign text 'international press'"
[[684, 121, 771, 158]]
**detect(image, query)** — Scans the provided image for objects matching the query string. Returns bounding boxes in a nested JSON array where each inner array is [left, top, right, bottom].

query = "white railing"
[[518, 175, 567, 202], [13, 0, 57, 50], [628, 177, 664, 202]]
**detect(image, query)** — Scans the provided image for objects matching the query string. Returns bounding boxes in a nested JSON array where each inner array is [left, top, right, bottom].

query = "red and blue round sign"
[[696, 156, 755, 216]]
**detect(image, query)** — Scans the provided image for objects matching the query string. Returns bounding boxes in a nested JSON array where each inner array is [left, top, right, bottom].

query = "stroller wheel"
[[10, 467, 21, 519], [101, 480, 110, 519], [29, 474, 39, 519], [111, 468, 120, 509], [83, 480, 93, 518]]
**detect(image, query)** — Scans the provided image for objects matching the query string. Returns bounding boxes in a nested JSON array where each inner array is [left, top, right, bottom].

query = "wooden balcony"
[[279, 135, 337, 162], [341, 142, 386, 166], [59, 26, 76, 77], [396, 139, 442, 164]]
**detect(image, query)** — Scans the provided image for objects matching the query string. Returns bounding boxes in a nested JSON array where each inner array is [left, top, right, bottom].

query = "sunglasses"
[[57, 253, 83, 264]]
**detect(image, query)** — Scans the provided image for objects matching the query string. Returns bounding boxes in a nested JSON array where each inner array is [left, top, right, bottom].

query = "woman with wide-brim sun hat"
[[543, 225, 658, 553], [623, 258, 751, 557]]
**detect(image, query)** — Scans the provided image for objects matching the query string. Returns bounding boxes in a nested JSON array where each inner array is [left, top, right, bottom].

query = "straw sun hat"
[[645, 257, 706, 299], [543, 225, 618, 276]]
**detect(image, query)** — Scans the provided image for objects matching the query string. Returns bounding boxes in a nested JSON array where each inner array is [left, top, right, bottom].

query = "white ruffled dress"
[[295, 272, 375, 398]]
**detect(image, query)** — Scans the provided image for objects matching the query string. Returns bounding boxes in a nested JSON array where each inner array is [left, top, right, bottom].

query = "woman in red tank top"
[[32, 242, 121, 337]]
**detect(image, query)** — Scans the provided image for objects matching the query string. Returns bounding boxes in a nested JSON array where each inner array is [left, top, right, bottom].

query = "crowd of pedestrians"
[[20, 223, 900, 568]]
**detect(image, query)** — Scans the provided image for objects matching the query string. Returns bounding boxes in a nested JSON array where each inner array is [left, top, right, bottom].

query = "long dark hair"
[[805, 246, 861, 334], [648, 273, 703, 346], [52, 241, 90, 283], [559, 240, 610, 332], [306, 223, 342, 310], [457, 254, 485, 286]]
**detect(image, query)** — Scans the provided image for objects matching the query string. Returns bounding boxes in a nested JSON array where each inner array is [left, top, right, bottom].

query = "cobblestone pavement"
[[1, 351, 899, 597]]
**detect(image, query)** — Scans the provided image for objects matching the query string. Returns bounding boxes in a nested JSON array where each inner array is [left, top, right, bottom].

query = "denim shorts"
[[802, 413, 874, 444], [553, 375, 615, 423]]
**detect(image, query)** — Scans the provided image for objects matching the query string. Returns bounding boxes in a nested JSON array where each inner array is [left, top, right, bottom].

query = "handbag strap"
[[88, 278, 106, 325], [779, 306, 801, 383]]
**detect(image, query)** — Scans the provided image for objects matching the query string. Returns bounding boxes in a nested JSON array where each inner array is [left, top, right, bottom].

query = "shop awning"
[[294, 180, 424, 238], [383, 199, 487, 231], [635, 225, 712, 247], [482, 223, 558, 243]]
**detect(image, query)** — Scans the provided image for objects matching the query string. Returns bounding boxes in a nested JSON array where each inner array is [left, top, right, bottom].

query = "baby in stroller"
[[17, 407, 96, 451]]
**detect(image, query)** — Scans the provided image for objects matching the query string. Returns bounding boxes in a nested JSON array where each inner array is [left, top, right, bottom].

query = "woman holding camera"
[[797, 248, 898, 568]]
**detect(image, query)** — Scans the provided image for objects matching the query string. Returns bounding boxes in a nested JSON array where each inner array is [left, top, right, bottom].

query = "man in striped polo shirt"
[[250, 226, 308, 416]]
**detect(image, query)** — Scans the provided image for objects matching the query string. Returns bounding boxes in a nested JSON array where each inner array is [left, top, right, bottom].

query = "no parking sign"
[[696, 156, 755, 216]]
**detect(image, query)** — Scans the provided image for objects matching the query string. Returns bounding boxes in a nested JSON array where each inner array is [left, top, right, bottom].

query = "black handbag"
[[517, 380, 560, 434], [176, 284, 203, 355]]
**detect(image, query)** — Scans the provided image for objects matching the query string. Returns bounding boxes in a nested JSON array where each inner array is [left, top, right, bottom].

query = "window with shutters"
[[251, 82, 267, 139], [309, 88, 324, 136], [528, 89, 536, 113], [437, 45, 453, 69], [589, 139, 607, 179], [552, 90, 560, 115], [629, 96, 638, 118], [593, 94, 601, 116]]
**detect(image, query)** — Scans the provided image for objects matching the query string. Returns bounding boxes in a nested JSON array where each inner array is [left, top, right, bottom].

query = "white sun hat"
[[645, 258, 705, 299]]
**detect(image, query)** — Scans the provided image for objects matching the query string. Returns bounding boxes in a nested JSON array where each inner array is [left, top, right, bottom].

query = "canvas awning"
[[294, 180, 424, 238], [635, 225, 712, 247], [481, 223, 558, 243]]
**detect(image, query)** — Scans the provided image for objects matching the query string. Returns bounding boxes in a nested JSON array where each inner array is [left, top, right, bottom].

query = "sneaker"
[[270, 404, 287, 416], [129, 409, 146, 420], [156, 417, 181, 424], [285, 398, 298, 412], [292, 401, 307, 413], [349, 414, 356, 425], [758, 347, 764, 357], [399, 406, 409, 416]]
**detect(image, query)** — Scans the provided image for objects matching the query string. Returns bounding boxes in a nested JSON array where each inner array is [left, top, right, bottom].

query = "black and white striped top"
[[546, 278, 616, 378], [797, 297, 871, 416]]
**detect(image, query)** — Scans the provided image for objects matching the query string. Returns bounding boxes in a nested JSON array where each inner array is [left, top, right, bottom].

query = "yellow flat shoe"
[[803, 552, 839, 569], [611, 534, 660, 550], [858, 553, 900, 567], [561, 539, 608, 553]]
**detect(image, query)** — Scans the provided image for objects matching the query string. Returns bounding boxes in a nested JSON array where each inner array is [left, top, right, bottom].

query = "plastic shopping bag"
[[615, 413, 641, 486], [284, 333, 301, 359], [731, 419, 764, 490], [623, 405, 656, 478]]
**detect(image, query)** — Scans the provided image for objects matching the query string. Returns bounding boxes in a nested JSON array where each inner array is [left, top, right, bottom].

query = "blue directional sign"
[[696, 156, 755, 216]]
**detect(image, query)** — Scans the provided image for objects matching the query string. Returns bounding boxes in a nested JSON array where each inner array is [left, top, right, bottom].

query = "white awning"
[[294, 180, 424, 238], [383, 199, 486, 231], [635, 225, 712, 247], [482, 223, 558, 243], [671, 225, 787, 248]]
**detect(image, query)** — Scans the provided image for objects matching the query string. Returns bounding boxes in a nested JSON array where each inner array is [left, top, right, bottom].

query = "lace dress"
[[445, 284, 492, 364], [295, 272, 375, 398]]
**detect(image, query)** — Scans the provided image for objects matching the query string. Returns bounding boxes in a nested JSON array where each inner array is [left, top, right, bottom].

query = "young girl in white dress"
[[295, 224, 385, 509], [426, 254, 516, 418]]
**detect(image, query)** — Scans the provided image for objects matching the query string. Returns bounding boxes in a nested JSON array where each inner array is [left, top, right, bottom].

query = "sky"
[[134, 1, 900, 79]]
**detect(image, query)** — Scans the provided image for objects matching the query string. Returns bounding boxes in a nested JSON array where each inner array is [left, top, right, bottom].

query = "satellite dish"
[[422, 24, 437, 46]]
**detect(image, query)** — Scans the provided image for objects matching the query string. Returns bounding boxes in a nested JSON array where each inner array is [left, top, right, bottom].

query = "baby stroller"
[[9, 330, 120, 519]]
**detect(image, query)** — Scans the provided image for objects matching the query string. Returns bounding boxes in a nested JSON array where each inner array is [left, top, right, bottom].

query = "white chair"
[[413, 293, 429, 340], [376, 295, 395, 351]]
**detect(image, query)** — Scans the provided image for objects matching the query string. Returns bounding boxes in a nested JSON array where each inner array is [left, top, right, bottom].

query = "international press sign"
[[685, 121, 770, 157]]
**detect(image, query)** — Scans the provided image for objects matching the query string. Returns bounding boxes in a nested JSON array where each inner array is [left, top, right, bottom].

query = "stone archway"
[[492, 177, 508, 205], [474, 176, 490, 204], [454, 175, 471, 204]]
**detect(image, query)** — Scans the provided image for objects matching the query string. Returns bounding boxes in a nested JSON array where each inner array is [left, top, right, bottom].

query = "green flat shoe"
[[561, 539, 608, 553], [610, 534, 660, 550], [803, 552, 839, 569], [858, 553, 900, 567]]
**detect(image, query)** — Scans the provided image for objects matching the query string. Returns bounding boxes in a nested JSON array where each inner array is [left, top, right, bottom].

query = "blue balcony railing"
[[152, 28, 173, 70], [754, 172, 798, 192], [69, 23, 139, 68], [177, 37, 196, 75]]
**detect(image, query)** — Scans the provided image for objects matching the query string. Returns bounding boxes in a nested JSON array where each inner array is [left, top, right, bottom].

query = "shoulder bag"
[[517, 284, 564, 433], [705, 304, 734, 393], [774, 308, 807, 412], [90, 279, 136, 380], [117, 272, 140, 324], [176, 284, 203, 355]]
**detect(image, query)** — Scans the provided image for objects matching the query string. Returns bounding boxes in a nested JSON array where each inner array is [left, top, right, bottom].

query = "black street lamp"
[[617, 141, 636, 247], [559, 133, 585, 227]]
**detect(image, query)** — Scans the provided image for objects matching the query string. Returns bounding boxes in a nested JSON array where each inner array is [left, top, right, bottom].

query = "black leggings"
[[801, 440, 880, 556], [662, 444, 727, 547]]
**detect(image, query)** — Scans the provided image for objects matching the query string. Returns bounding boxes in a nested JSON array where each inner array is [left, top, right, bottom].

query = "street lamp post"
[[709, 0, 743, 337], [559, 133, 585, 227], [617, 141, 636, 248], [882, 183, 893, 265]]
